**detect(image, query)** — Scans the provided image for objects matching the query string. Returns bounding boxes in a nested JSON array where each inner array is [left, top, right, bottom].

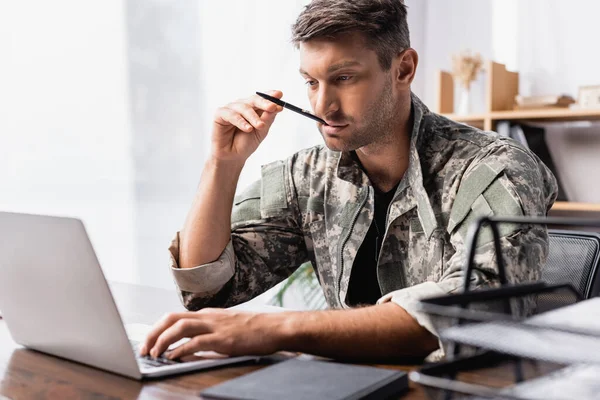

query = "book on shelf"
[[496, 120, 510, 138], [514, 94, 575, 110], [509, 124, 529, 149]]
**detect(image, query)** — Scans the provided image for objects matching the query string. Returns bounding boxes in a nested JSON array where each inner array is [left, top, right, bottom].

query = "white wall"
[[405, 0, 427, 99], [421, 0, 494, 113], [517, 0, 600, 98], [0, 1, 136, 283], [516, 0, 600, 202]]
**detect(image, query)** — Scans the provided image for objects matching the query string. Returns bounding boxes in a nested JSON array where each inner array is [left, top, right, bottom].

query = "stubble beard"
[[320, 81, 397, 153]]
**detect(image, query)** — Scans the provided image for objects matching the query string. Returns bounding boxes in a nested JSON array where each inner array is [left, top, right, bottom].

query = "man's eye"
[[305, 80, 317, 87], [337, 76, 352, 82]]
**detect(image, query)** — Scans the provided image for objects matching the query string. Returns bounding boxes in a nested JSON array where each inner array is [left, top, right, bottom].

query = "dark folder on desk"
[[200, 358, 408, 400]]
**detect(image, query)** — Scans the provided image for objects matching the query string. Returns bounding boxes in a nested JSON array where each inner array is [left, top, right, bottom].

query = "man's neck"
[[355, 106, 414, 193]]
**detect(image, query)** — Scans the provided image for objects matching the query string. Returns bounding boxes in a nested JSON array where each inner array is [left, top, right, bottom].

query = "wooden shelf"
[[551, 201, 600, 213], [442, 114, 487, 122], [441, 114, 487, 129], [444, 108, 600, 124], [441, 108, 600, 131], [436, 61, 600, 130], [490, 108, 600, 123]]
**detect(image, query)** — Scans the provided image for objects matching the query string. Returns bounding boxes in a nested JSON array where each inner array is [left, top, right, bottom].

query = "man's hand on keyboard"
[[139, 308, 291, 360]]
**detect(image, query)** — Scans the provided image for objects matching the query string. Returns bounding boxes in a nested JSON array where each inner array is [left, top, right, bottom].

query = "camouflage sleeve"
[[169, 159, 309, 310], [168, 234, 236, 302], [379, 142, 558, 359]]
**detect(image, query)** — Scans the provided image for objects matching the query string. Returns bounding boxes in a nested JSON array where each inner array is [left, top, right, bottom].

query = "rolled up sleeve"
[[377, 282, 446, 337], [377, 282, 448, 361], [169, 232, 235, 297]]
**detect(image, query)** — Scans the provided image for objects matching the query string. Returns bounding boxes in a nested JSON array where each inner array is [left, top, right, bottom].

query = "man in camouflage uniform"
[[140, 0, 557, 361]]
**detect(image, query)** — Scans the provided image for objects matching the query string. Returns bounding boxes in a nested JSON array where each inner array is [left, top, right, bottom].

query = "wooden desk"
[[1, 282, 556, 399], [0, 282, 427, 399]]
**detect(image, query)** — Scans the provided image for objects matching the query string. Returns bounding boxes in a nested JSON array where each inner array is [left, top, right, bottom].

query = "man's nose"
[[313, 86, 339, 120]]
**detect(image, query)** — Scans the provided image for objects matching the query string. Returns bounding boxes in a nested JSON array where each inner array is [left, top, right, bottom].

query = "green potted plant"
[[271, 262, 327, 310]]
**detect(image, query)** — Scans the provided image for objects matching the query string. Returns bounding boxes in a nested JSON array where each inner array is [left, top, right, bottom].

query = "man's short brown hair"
[[291, 0, 410, 70]]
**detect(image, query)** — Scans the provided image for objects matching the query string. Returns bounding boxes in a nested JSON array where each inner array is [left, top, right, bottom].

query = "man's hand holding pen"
[[211, 90, 284, 165]]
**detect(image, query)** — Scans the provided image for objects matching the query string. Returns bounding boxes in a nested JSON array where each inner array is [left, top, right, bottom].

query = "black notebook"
[[200, 358, 409, 400]]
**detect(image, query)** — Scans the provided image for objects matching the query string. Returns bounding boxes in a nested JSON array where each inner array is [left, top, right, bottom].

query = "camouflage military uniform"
[[168, 94, 558, 354]]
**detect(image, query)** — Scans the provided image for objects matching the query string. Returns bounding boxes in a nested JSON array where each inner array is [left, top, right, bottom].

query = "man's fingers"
[[250, 90, 284, 112], [213, 91, 284, 135], [250, 96, 283, 114], [215, 107, 254, 133], [165, 334, 221, 360], [227, 102, 265, 129], [265, 90, 283, 100], [149, 318, 211, 358], [139, 312, 190, 356]]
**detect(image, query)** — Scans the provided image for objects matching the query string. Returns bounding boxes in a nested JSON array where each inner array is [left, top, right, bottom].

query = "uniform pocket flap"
[[448, 161, 506, 234]]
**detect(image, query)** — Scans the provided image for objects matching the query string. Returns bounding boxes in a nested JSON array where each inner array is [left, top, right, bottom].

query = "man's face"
[[299, 32, 399, 152]]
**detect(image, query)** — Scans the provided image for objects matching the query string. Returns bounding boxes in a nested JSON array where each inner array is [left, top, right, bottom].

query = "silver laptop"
[[0, 211, 258, 379]]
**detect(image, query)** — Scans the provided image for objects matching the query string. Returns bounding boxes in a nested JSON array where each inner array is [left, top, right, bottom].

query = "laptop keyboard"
[[138, 354, 179, 368], [130, 340, 180, 368]]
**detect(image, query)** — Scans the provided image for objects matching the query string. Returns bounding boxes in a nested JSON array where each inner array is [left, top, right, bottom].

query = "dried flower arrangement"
[[451, 50, 484, 89]]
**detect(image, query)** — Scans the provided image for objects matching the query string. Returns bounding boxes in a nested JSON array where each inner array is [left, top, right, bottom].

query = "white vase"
[[457, 85, 471, 115]]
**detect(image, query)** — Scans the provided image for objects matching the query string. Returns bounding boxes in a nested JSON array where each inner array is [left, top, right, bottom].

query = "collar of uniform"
[[335, 151, 371, 188]]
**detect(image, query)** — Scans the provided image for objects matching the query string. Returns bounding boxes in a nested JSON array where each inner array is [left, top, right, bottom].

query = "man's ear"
[[393, 48, 419, 87]]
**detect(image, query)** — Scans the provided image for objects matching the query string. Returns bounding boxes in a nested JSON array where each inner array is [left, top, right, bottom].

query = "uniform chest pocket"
[[408, 218, 445, 285]]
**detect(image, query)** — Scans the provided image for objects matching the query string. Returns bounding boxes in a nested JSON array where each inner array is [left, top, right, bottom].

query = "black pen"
[[256, 91, 328, 125]]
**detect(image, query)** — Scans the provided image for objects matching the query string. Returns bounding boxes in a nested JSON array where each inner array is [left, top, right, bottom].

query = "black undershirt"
[[346, 183, 398, 307]]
